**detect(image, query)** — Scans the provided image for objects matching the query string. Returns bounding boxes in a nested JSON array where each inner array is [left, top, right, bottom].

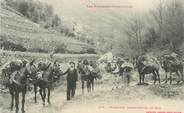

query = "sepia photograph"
[[0, 0, 184, 113]]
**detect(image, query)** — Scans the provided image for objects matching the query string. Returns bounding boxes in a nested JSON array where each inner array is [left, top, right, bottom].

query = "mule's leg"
[[182, 71, 184, 82], [169, 72, 172, 85], [10, 91, 14, 111], [42, 88, 46, 106], [39, 88, 43, 100], [176, 71, 181, 84], [181, 69, 184, 82], [39, 88, 45, 106], [142, 74, 145, 84], [34, 85, 37, 103], [153, 72, 157, 85], [21, 91, 26, 113], [87, 81, 89, 92], [15, 92, 19, 113], [138, 73, 142, 84], [156, 70, 161, 84], [127, 74, 130, 86], [82, 80, 84, 94], [8, 85, 15, 111], [179, 67, 184, 82], [47, 88, 51, 105], [165, 72, 168, 84], [87, 80, 91, 92], [91, 78, 94, 91]]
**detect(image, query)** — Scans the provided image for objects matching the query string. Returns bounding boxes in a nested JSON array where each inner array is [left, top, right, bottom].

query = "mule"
[[161, 57, 183, 84], [32, 62, 61, 105], [2, 60, 34, 113], [77, 60, 101, 93], [136, 56, 161, 85]]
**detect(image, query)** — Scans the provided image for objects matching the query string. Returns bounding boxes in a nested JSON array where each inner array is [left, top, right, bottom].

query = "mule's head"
[[51, 63, 63, 82]]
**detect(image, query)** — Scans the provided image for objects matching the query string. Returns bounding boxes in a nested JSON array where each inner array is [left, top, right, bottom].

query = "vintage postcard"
[[0, 0, 184, 113]]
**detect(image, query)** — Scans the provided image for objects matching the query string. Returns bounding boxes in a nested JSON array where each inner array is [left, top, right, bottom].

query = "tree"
[[150, 0, 184, 53], [144, 27, 158, 51], [164, 0, 184, 52], [5, 0, 62, 30], [151, 0, 165, 43], [123, 15, 146, 56]]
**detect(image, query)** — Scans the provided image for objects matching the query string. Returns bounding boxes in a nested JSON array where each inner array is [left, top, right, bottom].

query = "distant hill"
[[0, 5, 95, 54]]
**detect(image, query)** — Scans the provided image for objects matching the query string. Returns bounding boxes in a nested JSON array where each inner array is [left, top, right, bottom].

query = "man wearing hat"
[[63, 62, 78, 100]]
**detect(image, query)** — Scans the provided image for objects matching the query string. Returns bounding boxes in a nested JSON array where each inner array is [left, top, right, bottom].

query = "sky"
[[38, 0, 159, 22]]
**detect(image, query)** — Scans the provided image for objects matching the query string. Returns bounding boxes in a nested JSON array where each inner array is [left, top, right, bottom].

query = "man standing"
[[63, 62, 78, 100], [120, 58, 134, 86]]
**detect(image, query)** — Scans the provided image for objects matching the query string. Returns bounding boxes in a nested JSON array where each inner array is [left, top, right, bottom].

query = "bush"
[[0, 38, 27, 52], [28, 48, 48, 53], [54, 44, 67, 53], [5, 0, 62, 29], [86, 48, 97, 54]]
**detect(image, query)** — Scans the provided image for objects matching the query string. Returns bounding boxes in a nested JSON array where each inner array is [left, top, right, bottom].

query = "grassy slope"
[[0, 5, 93, 53]]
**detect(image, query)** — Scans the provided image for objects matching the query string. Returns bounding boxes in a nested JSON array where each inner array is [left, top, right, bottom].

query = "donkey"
[[33, 61, 61, 106], [161, 57, 183, 84], [3, 60, 34, 113], [77, 60, 101, 93], [136, 56, 161, 85]]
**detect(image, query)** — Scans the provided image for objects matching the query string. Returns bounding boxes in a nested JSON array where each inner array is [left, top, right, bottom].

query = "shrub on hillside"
[[0, 37, 27, 52], [54, 44, 67, 53], [5, 0, 62, 29], [28, 48, 49, 53], [86, 48, 97, 54]]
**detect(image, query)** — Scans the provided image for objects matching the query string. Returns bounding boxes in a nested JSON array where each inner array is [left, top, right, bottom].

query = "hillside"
[[0, 5, 94, 53]]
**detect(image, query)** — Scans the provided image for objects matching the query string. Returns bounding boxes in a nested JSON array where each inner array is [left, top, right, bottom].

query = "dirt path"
[[0, 73, 184, 113]]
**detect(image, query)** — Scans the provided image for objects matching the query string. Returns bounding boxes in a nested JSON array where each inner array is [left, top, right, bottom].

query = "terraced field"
[[0, 5, 94, 53]]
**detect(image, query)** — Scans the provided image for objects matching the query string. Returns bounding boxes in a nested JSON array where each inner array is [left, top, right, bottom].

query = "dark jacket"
[[63, 68, 78, 82]]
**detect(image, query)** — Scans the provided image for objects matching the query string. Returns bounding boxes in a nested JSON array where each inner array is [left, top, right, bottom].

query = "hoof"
[[48, 103, 52, 106], [143, 83, 149, 85], [177, 81, 181, 84], [137, 83, 148, 85], [137, 83, 142, 85]]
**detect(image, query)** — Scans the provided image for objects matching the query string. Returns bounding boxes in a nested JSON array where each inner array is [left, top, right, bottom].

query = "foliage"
[[28, 48, 49, 53], [5, 0, 61, 29], [86, 48, 97, 54], [123, 0, 184, 56], [0, 36, 26, 52], [54, 44, 67, 53]]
